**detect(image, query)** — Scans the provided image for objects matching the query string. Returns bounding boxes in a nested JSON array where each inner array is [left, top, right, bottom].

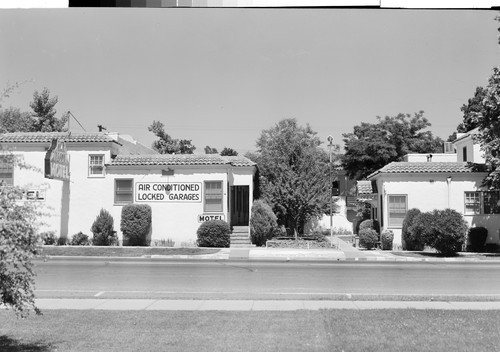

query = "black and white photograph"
[[1, 2, 500, 351]]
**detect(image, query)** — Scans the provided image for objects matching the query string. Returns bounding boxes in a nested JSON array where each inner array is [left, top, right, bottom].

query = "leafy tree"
[[204, 145, 218, 154], [0, 107, 33, 133], [472, 67, 500, 189], [342, 111, 443, 180], [0, 148, 42, 316], [29, 87, 68, 132], [456, 86, 486, 133], [148, 120, 195, 154], [249, 118, 336, 237], [220, 147, 238, 156]]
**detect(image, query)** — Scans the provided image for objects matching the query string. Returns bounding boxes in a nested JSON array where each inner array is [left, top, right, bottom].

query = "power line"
[[67, 111, 86, 132]]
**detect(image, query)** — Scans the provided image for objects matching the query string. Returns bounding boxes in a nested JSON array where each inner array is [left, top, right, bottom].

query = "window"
[[204, 181, 223, 212], [388, 195, 407, 228], [462, 146, 467, 162], [0, 155, 13, 186], [115, 179, 133, 204], [464, 192, 481, 215], [89, 155, 105, 176], [465, 191, 500, 215]]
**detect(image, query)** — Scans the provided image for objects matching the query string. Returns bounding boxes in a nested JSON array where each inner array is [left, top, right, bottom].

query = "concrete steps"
[[230, 226, 254, 248]]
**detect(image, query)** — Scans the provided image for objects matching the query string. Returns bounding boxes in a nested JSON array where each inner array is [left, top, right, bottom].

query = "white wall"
[[375, 172, 494, 246], [107, 167, 231, 246]]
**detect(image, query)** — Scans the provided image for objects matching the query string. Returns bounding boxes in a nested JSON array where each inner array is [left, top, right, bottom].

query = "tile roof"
[[357, 180, 377, 194], [367, 162, 482, 179], [109, 154, 255, 167], [221, 156, 256, 167], [0, 132, 117, 144]]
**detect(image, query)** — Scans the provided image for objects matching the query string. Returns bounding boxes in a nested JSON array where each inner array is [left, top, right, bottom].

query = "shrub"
[[70, 232, 91, 246], [121, 204, 152, 246], [424, 209, 468, 256], [250, 200, 278, 246], [466, 227, 488, 252], [40, 231, 57, 245], [359, 228, 379, 250], [381, 230, 394, 250], [196, 220, 231, 248], [91, 209, 117, 246], [57, 237, 69, 246], [402, 208, 425, 251], [359, 219, 380, 234]]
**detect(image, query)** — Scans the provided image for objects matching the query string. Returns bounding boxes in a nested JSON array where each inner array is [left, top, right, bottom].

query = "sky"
[[0, 8, 499, 154]]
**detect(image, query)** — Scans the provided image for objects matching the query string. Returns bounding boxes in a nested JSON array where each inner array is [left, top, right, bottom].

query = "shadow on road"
[[0, 335, 52, 352]]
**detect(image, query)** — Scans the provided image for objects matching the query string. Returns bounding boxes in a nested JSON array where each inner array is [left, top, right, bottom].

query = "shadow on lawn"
[[0, 335, 52, 352]]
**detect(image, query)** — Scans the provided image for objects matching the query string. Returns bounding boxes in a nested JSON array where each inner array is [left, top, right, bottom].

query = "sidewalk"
[[29, 298, 500, 311], [150, 237, 499, 263]]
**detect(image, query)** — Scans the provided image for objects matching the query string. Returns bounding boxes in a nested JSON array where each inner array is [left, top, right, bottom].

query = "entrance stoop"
[[230, 226, 254, 248]]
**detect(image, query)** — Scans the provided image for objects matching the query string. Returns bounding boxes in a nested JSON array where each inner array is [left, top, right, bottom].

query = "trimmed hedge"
[[359, 219, 380, 234], [250, 200, 278, 247], [467, 227, 488, 252], [401, 208, 424, 251], [196, 220, 231, 248], [121, 204, 152, 246], [359, 228, 378, 250], [425, 209, 467, 256], [70, 232, 91, 246], [381, 230, 394, 250], [406, 209, 468, 256], [91, 209, 117, 246]]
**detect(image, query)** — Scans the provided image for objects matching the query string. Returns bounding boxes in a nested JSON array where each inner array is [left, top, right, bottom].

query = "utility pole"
[[327, 135, 334, 247]]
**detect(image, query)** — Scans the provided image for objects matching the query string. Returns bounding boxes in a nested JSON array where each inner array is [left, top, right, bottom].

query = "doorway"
[[230, 186, 249, 226]]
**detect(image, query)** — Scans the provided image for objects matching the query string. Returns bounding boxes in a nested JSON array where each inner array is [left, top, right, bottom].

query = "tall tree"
[[456, 86, 487, 133], [249, 118, 337, 237], [29, 88, 68, 132], [148, 120, 195, 154], [342, 111, 444, 180], [204, 146, 218, 154], [220, 147, 238, 156], [0, 107, 33, 133], [473, 67, 500, 190]]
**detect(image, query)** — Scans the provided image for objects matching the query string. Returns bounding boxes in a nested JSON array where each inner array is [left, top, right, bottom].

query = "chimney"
[[426, 154, 433, 162]]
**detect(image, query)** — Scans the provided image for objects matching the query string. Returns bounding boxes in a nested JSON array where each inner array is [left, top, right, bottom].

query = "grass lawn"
[[40, 246, 221, 257], [1, 309, 499, 352]]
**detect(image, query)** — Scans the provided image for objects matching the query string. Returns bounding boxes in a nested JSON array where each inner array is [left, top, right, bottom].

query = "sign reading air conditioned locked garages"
[[135, 182, 202, 202]]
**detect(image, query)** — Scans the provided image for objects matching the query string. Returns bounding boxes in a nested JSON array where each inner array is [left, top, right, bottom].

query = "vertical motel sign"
[[45, 139, 70, 181]]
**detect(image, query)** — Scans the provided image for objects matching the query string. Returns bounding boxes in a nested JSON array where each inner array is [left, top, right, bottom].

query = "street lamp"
[[327, 135, 334, 247]]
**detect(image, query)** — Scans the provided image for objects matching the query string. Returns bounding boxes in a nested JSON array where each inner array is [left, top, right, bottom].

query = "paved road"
[[34, 259, 500, 300]]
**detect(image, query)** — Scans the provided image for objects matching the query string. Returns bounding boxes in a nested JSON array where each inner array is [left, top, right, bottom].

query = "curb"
[[36, 254, 500, 264]]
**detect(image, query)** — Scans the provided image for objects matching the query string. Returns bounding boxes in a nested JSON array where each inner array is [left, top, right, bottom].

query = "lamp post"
[[327, 135, 334, 247]]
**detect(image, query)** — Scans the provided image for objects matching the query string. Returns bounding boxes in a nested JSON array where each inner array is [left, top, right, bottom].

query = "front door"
[[230, 186, 249, 226]]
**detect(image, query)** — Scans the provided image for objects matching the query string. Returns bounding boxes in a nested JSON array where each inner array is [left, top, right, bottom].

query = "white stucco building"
[[358, 128, 500, 247], [0, 132, 255, 246]]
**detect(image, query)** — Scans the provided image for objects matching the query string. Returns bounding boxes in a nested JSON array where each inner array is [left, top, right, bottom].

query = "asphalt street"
[[34, 259, 500, 300]]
